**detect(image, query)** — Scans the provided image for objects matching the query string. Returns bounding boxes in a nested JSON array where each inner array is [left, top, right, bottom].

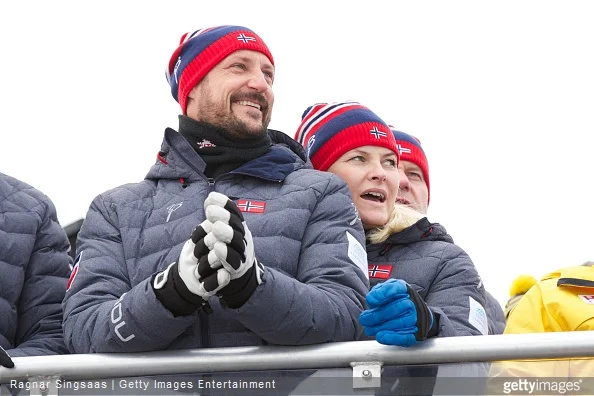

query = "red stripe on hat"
[[397, 142, 430, 203], [311, 122, 398, 171], [298, 104, 368, 151], [294, 103, 327, 144]]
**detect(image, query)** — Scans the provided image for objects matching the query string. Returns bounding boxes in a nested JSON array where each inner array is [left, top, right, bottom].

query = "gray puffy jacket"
[[0, 172, 71, 357], [366, 218, 489, 338], [62, 128, 369, 353], [486, 290, 506, 334]]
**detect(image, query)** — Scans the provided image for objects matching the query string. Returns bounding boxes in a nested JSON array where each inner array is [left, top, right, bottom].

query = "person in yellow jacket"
[[503, 274, 537, 320], [488, 262, 594, 390]]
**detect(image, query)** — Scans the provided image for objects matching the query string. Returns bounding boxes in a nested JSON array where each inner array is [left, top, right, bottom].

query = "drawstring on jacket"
[[157, 152, 188, 188]]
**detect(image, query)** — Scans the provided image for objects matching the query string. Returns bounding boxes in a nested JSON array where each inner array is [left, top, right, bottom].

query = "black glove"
[[0, 346, 14, 368], [203, 192, 265, 308], [153, 219, 230, 316]]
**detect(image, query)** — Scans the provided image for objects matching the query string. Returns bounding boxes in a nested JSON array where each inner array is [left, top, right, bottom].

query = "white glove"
[[203, 192, 264, 307]]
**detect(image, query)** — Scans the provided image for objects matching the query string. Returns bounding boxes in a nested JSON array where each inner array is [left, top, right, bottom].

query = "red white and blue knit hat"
[[294, 101, 399, 171], [390, 128, 430, 203], [165, 25, 274, 114]]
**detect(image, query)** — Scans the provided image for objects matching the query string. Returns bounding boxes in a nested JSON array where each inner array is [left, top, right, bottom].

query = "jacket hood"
[[543, 265, 594, 284], [268, 129, 310, 164], [375, 217, 454, 246]]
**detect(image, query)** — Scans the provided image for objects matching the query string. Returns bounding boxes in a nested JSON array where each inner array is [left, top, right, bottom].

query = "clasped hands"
[[176, 192, 263, 308]]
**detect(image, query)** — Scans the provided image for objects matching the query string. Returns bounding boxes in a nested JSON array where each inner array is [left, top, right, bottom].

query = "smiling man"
[[62, 26, 369, 355]]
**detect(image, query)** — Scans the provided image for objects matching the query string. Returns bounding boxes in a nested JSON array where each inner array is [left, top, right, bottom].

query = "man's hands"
[[359, 279, 439, 347], [0, 346, 14, 369], [199, 192, 264, 308], [178, 219, 231, 298], [153, 192, 264, 315]]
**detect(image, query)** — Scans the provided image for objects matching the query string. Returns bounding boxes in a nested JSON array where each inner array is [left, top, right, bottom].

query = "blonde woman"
[[295, 101, 489, 346]]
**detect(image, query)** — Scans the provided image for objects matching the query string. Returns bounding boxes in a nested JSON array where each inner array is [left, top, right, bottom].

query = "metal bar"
[[2, 332, 594, 382]]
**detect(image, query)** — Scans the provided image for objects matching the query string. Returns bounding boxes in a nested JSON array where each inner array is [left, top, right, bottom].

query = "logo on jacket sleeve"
[[66, 251, 83, 291], [368, 264, 393, 279], [237, 199, 266, 214]]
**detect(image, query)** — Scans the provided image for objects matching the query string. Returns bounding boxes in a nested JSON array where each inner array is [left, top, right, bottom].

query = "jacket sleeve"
[[7, 196, 71, 357], [425, 244, 489, 338], [62, 195, 196, 353], [223, 176, 370, 345], [485, 290, 506, 334]]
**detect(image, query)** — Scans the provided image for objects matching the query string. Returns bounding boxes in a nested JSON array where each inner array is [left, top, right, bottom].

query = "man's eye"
[[349, 156, 365, 162], [263, 71, 274, 84], [232, 63, 247, 70], [408, 172, 423, 180]]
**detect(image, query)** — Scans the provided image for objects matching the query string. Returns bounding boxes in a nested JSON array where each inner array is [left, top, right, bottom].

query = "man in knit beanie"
[[391, 128, 506, 335], [62, 25, 369, 357], [391, 129, 430, 214]]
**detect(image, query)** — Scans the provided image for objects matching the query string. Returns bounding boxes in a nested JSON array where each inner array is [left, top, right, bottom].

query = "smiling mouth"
[[235, 100, 262, 110], [361, 191, 386, 203]]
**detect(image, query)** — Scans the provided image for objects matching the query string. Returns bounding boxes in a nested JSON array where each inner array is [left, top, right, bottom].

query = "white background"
[[2, 1, 593, 308]]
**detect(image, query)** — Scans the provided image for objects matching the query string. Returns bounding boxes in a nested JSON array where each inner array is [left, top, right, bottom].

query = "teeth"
[[237, 100, 261, 110], [366, 192, 385, 200]]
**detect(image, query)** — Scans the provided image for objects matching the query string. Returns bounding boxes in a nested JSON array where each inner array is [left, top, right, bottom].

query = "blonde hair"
[[367, 204, 424, 244]]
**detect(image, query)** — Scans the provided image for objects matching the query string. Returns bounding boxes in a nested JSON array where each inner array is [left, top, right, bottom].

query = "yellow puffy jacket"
[[489, 265, 594, 383], [506, 265, 594, 333]]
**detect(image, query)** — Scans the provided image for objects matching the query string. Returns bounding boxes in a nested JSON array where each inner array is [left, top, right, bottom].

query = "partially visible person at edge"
[[295, 102, 488, 345], [489, 261, 594, 382], [392, 128, 506, 335], [0, 172, 71, 370], [503, 274, 537, 320], [62, 26, 369, 358]]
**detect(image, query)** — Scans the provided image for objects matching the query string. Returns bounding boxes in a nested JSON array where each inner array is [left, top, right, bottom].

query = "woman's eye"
[[384, 159, 397, 167], [349, 156, 365, 162]]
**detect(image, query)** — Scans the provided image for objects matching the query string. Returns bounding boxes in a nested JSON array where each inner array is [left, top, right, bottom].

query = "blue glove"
[[359, 279, 438, 346], [0, 346, 14, 368]]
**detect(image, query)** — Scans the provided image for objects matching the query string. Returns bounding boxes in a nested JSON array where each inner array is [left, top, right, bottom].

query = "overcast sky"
[[2, 1, 594, 308]]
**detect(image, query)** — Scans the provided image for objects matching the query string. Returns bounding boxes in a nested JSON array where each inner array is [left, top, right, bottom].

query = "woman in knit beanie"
[[295, 101, 490, 347]]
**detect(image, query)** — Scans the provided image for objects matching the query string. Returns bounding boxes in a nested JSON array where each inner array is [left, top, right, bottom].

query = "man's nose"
[[247, 71, 269, 91], [398, 168, 410, 190]]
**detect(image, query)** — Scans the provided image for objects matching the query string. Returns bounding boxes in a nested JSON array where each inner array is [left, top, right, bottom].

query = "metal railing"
[[2, 331, 594, 383]]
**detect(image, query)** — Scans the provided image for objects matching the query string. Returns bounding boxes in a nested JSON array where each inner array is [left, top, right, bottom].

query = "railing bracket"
[[351, 361, 382, 389]]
